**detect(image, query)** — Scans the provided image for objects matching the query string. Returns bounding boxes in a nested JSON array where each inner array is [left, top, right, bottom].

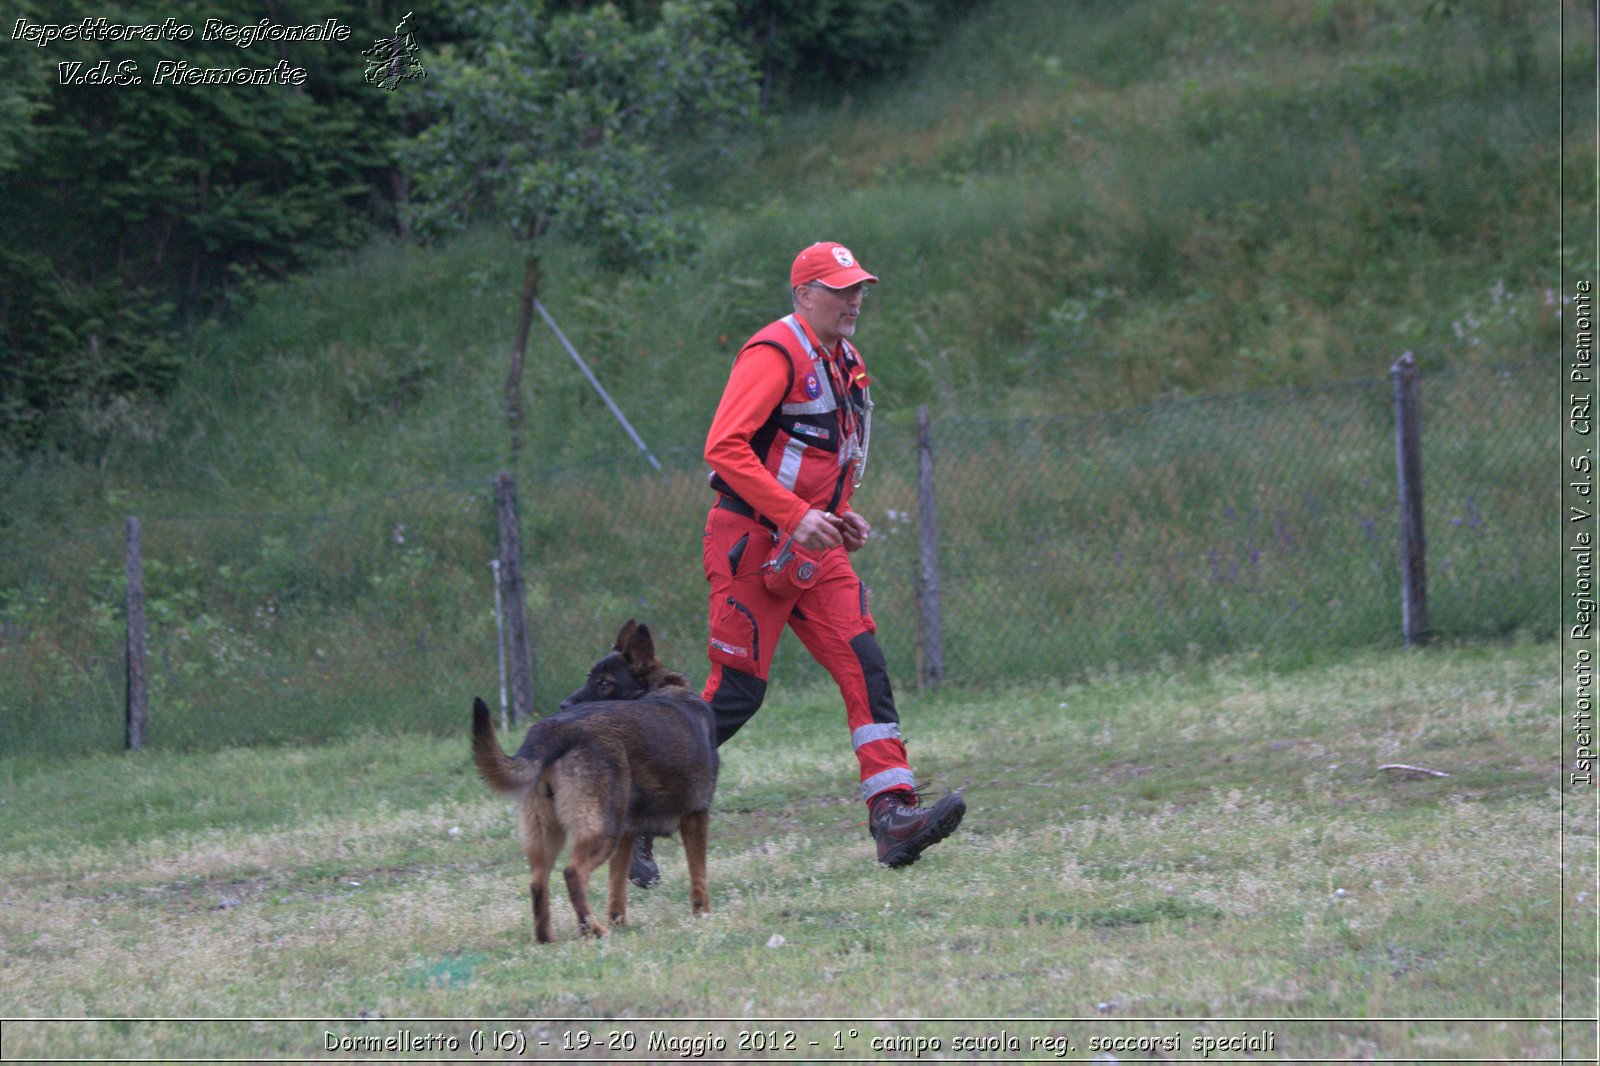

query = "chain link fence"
[[861, 362, 1551, 686], [0, 363, 1553, 756]]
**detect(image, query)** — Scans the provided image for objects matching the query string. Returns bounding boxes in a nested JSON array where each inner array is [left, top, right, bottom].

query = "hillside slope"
[[5, 0, 1571, 516]]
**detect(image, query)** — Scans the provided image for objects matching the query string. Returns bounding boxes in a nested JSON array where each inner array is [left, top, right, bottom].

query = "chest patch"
[[803, 372, 822, 400], [790, 422, 831, 441]]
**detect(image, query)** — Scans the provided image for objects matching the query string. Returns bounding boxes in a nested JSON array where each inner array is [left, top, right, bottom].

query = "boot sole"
[[629, 846, 661, 889], [878, 796, 966, 869]]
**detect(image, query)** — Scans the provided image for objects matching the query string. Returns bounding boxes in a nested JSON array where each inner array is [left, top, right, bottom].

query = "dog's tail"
[[471, 697, 542, 794]]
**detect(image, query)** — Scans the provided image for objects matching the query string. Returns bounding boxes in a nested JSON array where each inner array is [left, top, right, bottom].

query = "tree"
[[403, 0, 757, 463], [727, 0, 959, 110], [0, 0, 436, 457], [555, 0, 962, 111]]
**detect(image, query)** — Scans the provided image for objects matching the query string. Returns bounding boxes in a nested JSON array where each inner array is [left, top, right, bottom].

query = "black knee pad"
[[708, 667, 767, 745], [849, 632, 898, 725]]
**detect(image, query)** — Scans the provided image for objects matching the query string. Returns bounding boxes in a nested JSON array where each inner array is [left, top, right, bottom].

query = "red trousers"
[[700, 503, 915, 804]]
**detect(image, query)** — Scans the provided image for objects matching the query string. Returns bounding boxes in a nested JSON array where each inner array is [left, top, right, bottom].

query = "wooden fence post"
[[495, 472, 536, 723], [916, 406, 945, 689], [1391, 352, 1428, 646], [125, 517, 148, 751]]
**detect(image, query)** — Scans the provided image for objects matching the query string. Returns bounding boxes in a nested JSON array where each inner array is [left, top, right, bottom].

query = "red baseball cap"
[[791, 242, 879, 289]]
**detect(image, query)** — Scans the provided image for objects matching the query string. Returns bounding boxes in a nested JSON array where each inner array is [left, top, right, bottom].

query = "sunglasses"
[[806, 281, 871, 300]]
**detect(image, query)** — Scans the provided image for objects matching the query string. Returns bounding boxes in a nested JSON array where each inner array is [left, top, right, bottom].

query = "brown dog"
[[471, 621, 718, 942]]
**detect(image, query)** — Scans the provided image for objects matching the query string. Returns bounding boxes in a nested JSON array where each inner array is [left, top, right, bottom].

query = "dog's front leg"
[[607, 834, 634, 928]]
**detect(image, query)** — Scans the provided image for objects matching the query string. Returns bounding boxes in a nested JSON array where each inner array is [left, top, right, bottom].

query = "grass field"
[[1, 640, 1591, 1062]]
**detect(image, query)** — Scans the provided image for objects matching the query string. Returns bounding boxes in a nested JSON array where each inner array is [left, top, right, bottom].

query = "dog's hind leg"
[[564, 832, 617, 938], [523, 801, 563, 944], [607, 834, 634, 929], [679, 810, 711, 917]]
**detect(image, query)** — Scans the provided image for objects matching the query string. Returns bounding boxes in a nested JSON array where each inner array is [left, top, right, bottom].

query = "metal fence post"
[[125, 516, 148, 751], [916, 405, 945, 689], [491, 557, 509, 732], [1391, 352, 1428, 645], [535, 299, 666, 478], [495, 472, 536, 723]]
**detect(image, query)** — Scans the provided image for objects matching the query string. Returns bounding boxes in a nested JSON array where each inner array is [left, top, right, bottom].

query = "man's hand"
[[838, 510, 872, 552], [792, 508, 845, 552]]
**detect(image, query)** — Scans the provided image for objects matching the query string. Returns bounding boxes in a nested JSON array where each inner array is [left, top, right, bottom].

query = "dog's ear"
[[622, 623, 656, 675], [613, 618, 638, 653]]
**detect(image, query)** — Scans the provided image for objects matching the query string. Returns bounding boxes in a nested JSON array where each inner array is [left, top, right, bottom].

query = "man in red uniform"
[[632, 242, 965, 887]]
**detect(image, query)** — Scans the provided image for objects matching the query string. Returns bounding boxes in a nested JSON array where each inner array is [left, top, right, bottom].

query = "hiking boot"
[[629, 834, 660, 889], [868, 789, 966, 868]]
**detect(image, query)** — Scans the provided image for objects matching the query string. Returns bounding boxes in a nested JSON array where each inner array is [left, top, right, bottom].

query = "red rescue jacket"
[[705, 314, 872, 534]]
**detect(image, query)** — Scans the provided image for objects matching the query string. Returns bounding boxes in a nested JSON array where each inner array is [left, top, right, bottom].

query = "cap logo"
[[832, 247, 856, 268]]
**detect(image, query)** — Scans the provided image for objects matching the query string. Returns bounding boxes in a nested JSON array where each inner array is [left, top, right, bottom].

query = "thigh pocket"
[[708, 594, 762, 675], [703, 513, 773, 580], [727, 533, 750, 576]]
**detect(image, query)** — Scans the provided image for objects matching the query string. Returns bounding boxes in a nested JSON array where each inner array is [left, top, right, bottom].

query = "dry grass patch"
[[0, 641, 1588, 1061]]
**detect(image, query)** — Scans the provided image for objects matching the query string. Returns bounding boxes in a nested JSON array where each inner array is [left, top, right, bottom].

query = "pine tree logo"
[[363, 11, 427, 91]]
